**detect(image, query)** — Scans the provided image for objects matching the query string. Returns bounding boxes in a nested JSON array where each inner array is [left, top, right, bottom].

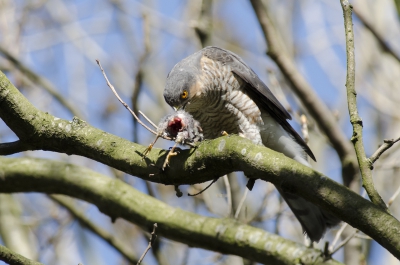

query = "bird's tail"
[[277, 187, 340, 242]]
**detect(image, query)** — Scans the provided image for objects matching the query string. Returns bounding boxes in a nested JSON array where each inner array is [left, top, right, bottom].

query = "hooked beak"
[[173, 106, 182, 111]]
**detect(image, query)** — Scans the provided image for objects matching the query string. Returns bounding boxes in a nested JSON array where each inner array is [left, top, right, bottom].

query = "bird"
[[163, 46, 339, 242]]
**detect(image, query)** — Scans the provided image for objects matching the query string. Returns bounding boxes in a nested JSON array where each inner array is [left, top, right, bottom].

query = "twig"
[[188, 178, 219, 196], [131, 12, 151, 142], [368, 137, 400, 169], [330, 229, 358, 255], [234, 188, 249, 219], [137, 223, 158, 265], [329, 223, 348, 253], [388, 185, 400, 207], [0, 140, 31, 155], [192, 0, 213, 47], [96, 59, 158, 136], [340, 0, 387, 210], [139, 110, 158, 129], [353, 7, 400, 64], [50, 195, 141, 264], [223, 175, 232, 217]]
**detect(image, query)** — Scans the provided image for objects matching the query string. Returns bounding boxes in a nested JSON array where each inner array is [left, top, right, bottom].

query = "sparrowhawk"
[[163, 46, 339, 242]]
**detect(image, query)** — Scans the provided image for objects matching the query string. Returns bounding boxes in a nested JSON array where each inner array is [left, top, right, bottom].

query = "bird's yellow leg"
[[221, 131, 229, 136], [142, 136, 159, 159], [162, 142, 179, 170]]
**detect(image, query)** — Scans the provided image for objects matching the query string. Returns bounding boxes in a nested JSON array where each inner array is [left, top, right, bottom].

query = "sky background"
[[0, 0, 400, 264]]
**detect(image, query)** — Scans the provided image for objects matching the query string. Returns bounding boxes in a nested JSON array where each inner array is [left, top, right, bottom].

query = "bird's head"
[[163, 51, 203, 111], [163, 68, 195, 110]]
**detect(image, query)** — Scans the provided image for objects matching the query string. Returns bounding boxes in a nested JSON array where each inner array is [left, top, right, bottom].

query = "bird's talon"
[[162, 151, 178, 170], [142, 144, 153, 159]]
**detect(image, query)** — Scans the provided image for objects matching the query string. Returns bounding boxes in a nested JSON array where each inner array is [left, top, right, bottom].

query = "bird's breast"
[[184, 57, 263, 144]]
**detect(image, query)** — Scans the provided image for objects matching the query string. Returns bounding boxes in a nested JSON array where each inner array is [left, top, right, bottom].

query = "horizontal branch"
[[1, 71, 400, 258], [0, 157, 341, 265]]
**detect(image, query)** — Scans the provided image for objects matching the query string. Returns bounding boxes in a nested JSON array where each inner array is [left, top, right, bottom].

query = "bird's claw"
[[221, 131, 229, 136], [142, 144, 153, 159], [162, 150, 178, 170], [142, 136, 160, 160]]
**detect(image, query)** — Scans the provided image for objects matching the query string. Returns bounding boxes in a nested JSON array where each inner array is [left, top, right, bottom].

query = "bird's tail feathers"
[[277, 188, 340, 242]]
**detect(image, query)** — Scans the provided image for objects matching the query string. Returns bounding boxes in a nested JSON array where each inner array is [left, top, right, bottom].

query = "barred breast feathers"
[[184, 56, 263, 143]]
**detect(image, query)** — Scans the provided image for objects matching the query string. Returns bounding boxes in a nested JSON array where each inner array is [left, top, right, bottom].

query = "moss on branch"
[[1, 71, 400, 259], [0, 157, 341, 265]]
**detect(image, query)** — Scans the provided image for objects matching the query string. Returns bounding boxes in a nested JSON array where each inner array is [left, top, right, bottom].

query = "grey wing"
[[203, 46, 316, 161]]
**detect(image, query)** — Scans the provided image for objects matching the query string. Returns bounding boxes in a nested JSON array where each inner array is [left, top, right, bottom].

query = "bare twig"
[[329, 223, 348, 253], [137, 223, 158, 265], [139, 110, 158, 129], [368, 137, 400, 169], [50, 195, 141, 264], [188, 178, 219, 196], [330, 229, 358, 255], [0, 140, 31, 155], [234, 188, 249, 219], [340, 0, 387, 210], [132, 13, 152, 142], [96, 59, 158, 136], [388, 185, 400, 207], [223, 175, 232, 217], [192, 0, 213, 47], [353, 7, 400, 64]]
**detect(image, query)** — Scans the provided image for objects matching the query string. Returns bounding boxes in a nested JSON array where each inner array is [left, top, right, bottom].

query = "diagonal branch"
[[340, 0, 387, 210], [352, 7, 400, 64], [368, 137, 400, 169]]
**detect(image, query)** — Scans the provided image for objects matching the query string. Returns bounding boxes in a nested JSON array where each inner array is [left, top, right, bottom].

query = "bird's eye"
[[181, 90, 188, 99]]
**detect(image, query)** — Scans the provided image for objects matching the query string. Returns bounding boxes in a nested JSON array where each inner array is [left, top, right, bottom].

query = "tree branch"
[[0, 141, 32, 155], [368, 137, 400, 169], [340, 0, 387, 210], [249, 0, 359, 187], [1, 70, 400, 259], [0, 157, 341, 265], [352, 7, 400, 64], [0, 244, 43, 265]]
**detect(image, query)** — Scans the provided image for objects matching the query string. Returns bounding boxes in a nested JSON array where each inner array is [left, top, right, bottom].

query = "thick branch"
[[1, 71, 400, 258], [0, 244, 43, 265], [249, 0, 358, 187], [0, 157, 341, 265], [340, 1, 387, 210]]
